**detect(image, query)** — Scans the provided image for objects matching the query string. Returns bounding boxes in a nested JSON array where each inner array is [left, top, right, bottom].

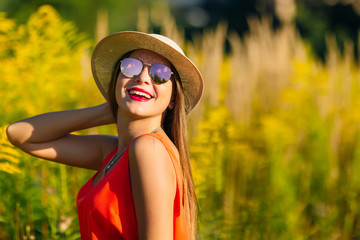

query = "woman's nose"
[[135, 66, 151, 84]]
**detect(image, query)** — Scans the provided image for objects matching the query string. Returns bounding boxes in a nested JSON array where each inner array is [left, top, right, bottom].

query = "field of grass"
[[1, 5, 360, 240]]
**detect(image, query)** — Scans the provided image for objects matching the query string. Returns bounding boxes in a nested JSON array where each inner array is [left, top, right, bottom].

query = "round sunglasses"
[[120, 58, 173, 84]]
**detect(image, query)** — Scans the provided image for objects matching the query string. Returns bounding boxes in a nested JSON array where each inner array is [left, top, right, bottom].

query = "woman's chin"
[[118, 107, 160, 120]]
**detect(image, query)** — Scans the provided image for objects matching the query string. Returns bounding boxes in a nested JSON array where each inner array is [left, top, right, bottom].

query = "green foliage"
[[0, 5, 97, 239], [189, 21, 360, 239], [0, 126, 21, 174], [2, 4, 360, 240]]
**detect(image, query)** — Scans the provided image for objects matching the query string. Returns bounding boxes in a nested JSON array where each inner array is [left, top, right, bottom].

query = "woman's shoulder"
[[132, 131, 179, 159], [129, 133, 176, 179], [130, 133, 171, 161], [128, 133, 177, 198]]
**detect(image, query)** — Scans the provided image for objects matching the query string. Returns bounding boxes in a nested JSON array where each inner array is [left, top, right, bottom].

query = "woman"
[[6, 31, 203, 240]]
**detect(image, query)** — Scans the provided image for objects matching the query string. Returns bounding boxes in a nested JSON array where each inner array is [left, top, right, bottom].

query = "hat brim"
[[91, 31, 203, 114]]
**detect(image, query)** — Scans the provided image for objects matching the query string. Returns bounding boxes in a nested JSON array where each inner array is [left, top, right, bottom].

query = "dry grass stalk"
[[227, 17, 299, 124], [95, 8, 109, 43]]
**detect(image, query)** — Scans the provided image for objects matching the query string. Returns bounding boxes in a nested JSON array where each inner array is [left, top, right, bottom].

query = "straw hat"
[[91, 31, 203, 114]]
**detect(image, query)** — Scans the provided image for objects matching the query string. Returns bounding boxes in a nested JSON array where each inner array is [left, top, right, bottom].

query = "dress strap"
[[100, 147, 118, 168]]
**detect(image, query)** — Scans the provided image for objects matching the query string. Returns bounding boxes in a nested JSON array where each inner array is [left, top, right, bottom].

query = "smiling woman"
[[115, 50, 175, 118], [6, 31, 203, 240]]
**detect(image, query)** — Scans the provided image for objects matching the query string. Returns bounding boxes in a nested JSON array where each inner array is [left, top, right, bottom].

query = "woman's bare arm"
[[6, 103, 117, 170], [129, 135, 176, 240]]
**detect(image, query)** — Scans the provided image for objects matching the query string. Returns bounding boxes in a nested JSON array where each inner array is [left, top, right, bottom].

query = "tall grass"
[[189, 15, 360, 240], [1, 4, 360, 240]]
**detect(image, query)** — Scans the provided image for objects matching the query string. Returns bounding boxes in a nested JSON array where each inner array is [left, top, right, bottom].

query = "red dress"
[[76, 133, 190, 239]]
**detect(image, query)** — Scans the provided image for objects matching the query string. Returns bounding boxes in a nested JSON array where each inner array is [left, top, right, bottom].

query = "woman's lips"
[[127, 87, 153, 102]]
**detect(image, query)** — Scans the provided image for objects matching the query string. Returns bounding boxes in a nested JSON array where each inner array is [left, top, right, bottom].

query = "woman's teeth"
[[129, 90, 151, 99]]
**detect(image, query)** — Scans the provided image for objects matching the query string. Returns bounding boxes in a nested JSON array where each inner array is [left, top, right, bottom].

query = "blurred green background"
[[1, 0, 360, 239]]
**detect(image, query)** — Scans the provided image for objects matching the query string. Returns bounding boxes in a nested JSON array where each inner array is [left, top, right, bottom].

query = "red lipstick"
[[127, 87, 153, 102]]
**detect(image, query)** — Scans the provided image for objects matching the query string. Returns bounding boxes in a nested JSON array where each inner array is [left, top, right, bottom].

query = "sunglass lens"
[[120, 58, 143, 78], [150, 64, 172, 84]]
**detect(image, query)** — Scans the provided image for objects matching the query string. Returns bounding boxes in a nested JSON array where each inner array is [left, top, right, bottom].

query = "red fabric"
[[76, 133, 190, 240]]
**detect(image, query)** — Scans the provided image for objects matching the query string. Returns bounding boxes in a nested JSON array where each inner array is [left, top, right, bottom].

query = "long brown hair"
[[163, 74, 197, 238], [107, 52, 198, 238]]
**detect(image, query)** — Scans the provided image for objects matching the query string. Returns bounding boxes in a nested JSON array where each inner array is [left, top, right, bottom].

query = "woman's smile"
[[127, 87, 153, 102]]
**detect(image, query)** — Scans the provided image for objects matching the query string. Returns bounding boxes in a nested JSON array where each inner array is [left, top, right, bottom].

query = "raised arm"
[[6, 103, 118, 170]]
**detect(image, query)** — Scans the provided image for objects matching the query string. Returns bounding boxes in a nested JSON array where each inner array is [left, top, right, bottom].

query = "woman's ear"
[[168, 101, 174, 110], [168, 87, 175, 110]]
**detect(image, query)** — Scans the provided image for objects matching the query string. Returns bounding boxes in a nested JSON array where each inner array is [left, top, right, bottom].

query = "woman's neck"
[[115, 113, 162, 150]]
